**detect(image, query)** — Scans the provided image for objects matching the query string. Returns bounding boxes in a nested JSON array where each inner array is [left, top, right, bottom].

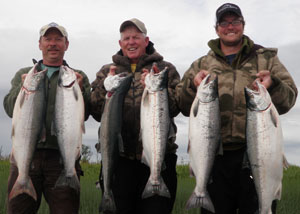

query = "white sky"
[[0, 0, 300, 165]]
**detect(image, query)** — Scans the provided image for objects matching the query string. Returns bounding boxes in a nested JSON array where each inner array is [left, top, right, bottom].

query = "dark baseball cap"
[[216, 3, 243, 23]]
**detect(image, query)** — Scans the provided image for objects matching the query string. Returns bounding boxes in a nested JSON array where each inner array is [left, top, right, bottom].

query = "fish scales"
[[245, 81, 285, 214], [53, 66, 85, 192], [10, 64, 47, 201], [186, 74, 220, 213], [99, 72, 133, 213], [140, 65, 171, 199]]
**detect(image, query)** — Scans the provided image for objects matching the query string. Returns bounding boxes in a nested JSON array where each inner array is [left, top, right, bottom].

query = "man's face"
[[39, 28, 69, 66], [216, 13, 244, 47], [119, 26, 149, 64]]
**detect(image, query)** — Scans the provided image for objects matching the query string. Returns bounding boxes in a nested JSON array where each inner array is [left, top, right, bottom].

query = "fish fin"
[[217, 139, 223, 155], [187, 140, 190, 153], [138, 129, 142, 142], [51, 121, 57, 136], [142, 176, 170, 199], [19, 90, 26, 109], [141, 152, 148, 166], [54, 172, 80, 193], [275, 182, 282, 200], [282, 154, 289, 170], [189, 165, 195, 177], [270, 108, 279, 127], [73, 86, 79, 101], [38, 125, 47, 143], [81, 122, 86, 134], [9, 153, 17, 165], [99, 190, 117, 213], [192, 100, 199, 117], [9, 176, 37, 201], [118, 133, 124, 153], [185, 191, 215, 212], [11, 125, 15, 138], [142, 90, 149, 106]]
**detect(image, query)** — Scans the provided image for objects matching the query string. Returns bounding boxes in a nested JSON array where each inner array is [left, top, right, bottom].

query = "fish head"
[[58, 66, 77, 88], [145, 65, 168, 92], [245, 81, 271, 111], [196, 74, 218, 103], [104, 72, 132, 96], [23, 64, 47, 91]]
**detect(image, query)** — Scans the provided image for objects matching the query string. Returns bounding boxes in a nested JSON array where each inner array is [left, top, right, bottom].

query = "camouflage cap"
[[119, 18, 147, 35], [39, 22, 68, 38]]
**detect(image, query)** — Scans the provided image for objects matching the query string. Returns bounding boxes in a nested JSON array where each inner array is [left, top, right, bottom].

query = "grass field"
[[0, 160, 299, 214]]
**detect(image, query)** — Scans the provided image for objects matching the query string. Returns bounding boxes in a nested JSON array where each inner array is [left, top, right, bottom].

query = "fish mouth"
[[63, 80, 76, 88]]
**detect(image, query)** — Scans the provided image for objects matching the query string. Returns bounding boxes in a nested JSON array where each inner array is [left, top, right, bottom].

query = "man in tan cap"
[[91, 18, 180, 214], [4, 22, 91, 214]]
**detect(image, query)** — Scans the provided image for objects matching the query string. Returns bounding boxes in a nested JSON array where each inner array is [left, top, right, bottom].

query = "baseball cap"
[[39, 22, 68, 38], [216, 3, 243, 23], [119, 18, 147, 35]]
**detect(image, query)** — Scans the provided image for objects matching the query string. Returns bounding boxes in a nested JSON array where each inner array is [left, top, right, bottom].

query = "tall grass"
[[0, 160, 299, 214]]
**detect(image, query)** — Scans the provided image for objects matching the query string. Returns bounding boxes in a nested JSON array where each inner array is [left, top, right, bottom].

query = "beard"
[[220, 36, 243, 47]]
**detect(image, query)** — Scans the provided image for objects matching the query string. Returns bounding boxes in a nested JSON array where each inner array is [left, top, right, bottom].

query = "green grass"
[[0, 160, 299, 214]]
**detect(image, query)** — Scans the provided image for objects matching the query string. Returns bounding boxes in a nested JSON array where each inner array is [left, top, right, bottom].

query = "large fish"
[[99, 71, 133, 213], [186, 74, 220, 213], [140, 65, 171, 199], [53, 66, 85, 192], [10, 64, 47, 201], [245, 81, 287, 214]]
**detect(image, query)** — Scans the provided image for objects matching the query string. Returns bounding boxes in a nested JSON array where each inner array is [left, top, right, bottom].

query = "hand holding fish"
[[252, 70, 273, 90], [108, 65, 117, 76], [141, 63, 160, 87], [193, 70, 209, 87]]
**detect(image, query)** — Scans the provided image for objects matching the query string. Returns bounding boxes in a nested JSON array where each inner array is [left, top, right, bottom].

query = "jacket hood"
[[208, 35, 255, 57], [116, 41, 156, 56], [113, 41, 163, 68]]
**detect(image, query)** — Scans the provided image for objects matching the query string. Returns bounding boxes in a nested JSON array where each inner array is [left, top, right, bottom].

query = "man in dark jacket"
[[91, 18, 180, 214], [176, 3, 298, 214], [3, 22, 91, 214]]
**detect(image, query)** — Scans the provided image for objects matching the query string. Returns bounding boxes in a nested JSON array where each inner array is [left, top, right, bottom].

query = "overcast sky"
[[0, 0, 300, 164]]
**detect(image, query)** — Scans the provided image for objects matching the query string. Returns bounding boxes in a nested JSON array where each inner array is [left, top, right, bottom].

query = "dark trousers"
[[100, 153, 177, 214], [7, 149, 82, 214], [201, 148, 277, 214]]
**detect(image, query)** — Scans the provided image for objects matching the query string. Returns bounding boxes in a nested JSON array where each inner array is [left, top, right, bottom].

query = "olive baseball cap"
[[119, 18, 147, 35], [39, 22, 68, 38]]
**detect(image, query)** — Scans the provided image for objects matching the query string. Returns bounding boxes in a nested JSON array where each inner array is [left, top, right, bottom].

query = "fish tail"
[[54, 173, 80, 192], [9, 177, 37, 201], [185, 192, 215, 213], [99, 190, 117, 213], [142, 177, 171, 199]]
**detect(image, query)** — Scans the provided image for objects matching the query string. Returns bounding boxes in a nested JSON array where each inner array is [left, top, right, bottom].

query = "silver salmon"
[[245, 81, 287, 214], [140, 65, 171, 199], [53, 66, 85, 192], [10, 64, 47, 201], [99, 72, 133, 213], [186, 74, 220, 213]]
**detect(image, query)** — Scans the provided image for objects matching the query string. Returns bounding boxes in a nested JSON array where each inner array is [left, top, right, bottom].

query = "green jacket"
[[176, 35, 298, 151], [3, 60, 91, 150], [90, 42, 180, 159]]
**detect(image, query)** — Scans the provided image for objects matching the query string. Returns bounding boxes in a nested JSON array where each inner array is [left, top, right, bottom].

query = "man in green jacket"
[[3, 22, 91, 214], [91, 18, 180, 214], [176, 3, 298, 214]]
